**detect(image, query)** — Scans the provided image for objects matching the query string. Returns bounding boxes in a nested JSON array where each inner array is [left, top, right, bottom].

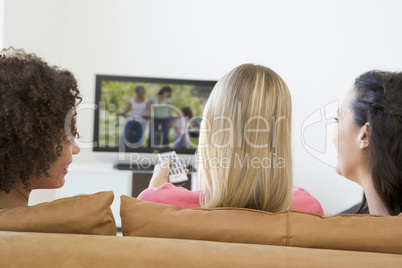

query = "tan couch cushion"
[[1, 231, 402, 268], [121, 195, 288, 245], [120, 196, 402, 254], [0, 191, 116, 235], [289, 212, 402, 254]]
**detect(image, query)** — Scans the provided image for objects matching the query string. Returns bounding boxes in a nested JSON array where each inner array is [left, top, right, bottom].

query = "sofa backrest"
[[1, 231, 402, 267], [0, 191, 116, 235], [120, 195, 402, 254]]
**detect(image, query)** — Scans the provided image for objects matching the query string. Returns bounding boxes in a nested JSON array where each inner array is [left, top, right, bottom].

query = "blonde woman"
[[138, 64, 323, 215]]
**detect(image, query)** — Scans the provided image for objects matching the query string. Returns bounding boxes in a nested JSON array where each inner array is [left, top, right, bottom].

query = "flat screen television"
[[93, 75, 217, 170]]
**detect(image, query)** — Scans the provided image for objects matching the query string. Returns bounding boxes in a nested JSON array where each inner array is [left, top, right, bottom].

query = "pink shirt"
[[138, 183, 324, 216]]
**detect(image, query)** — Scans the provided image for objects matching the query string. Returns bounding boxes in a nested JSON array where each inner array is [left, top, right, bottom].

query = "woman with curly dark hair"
[[332, 70, 402, 215], [0, 47, 81, 209]]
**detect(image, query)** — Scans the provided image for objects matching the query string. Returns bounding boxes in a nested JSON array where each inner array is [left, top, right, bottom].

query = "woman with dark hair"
[[332, 70, 402, 215], [118, 85, 151, 147], [0, 47, 81, 209], [148, 86, 173, 147]]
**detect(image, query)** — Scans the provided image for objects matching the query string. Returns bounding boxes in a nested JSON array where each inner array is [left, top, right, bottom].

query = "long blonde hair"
[[198, 64, 293, 212]]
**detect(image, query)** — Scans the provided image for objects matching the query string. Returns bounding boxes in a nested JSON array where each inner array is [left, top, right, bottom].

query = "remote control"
[[158, 151, 189, 184]]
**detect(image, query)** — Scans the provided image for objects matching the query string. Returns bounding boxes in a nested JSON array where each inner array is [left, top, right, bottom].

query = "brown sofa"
[[1, 192, 402, 267]]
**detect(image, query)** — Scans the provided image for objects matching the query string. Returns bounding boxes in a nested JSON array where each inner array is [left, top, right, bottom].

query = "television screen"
[[93, 75, 217, 156]]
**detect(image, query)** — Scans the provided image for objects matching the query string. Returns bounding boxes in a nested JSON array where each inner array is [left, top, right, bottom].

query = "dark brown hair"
[[157, 86, 172, 96], [352, 70, 402, 215], [181, 107, 193, 118], [0, 47, 81, 193]]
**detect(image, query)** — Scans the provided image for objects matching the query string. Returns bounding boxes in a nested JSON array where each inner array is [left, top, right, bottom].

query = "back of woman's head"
[[352, 70, 402, 215], [0, 47, 81, 193], [198, 64, 293, 212]]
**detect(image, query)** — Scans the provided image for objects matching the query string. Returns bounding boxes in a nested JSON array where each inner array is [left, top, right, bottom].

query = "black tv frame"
[[93, 74, 217, 155]]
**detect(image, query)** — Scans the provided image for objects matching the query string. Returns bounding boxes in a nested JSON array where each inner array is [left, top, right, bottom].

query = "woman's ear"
[[358, 122, 370, 149]]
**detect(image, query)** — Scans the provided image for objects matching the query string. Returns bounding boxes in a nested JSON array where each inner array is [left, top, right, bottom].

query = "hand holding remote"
[[158, 151, 189, 184], [149, 155, 189, 188], [148, 158, 170, 188]]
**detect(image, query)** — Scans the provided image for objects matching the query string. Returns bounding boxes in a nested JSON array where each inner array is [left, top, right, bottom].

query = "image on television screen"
[[93, 75, 217, 154]]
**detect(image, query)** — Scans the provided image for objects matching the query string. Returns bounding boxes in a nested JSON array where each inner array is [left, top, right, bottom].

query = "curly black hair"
[[0, 47, 81, 193]]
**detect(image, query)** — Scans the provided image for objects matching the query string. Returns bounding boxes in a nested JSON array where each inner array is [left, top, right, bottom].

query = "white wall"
[[3, 0, 63, 64], [0, 0, 3, 48], [4, 0, 402, 214]]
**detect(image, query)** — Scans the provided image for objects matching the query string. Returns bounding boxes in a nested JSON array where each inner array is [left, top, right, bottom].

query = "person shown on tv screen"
[[138, 64, 324, 215], [118, 85, 151, 147], [148, 86, 173, 147], [173, 107, 193, 149], [0, 47, 81, 209]]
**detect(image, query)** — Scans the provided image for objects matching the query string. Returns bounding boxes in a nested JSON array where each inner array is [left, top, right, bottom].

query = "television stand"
[[114, 163, 156, 172], [114, 163, 195, 172], [113, 163, 194, 197]]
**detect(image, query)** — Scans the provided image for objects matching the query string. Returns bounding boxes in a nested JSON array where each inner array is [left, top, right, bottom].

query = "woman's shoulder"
[[292, 187, 324, 216], [137, 183, 201, 209]]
